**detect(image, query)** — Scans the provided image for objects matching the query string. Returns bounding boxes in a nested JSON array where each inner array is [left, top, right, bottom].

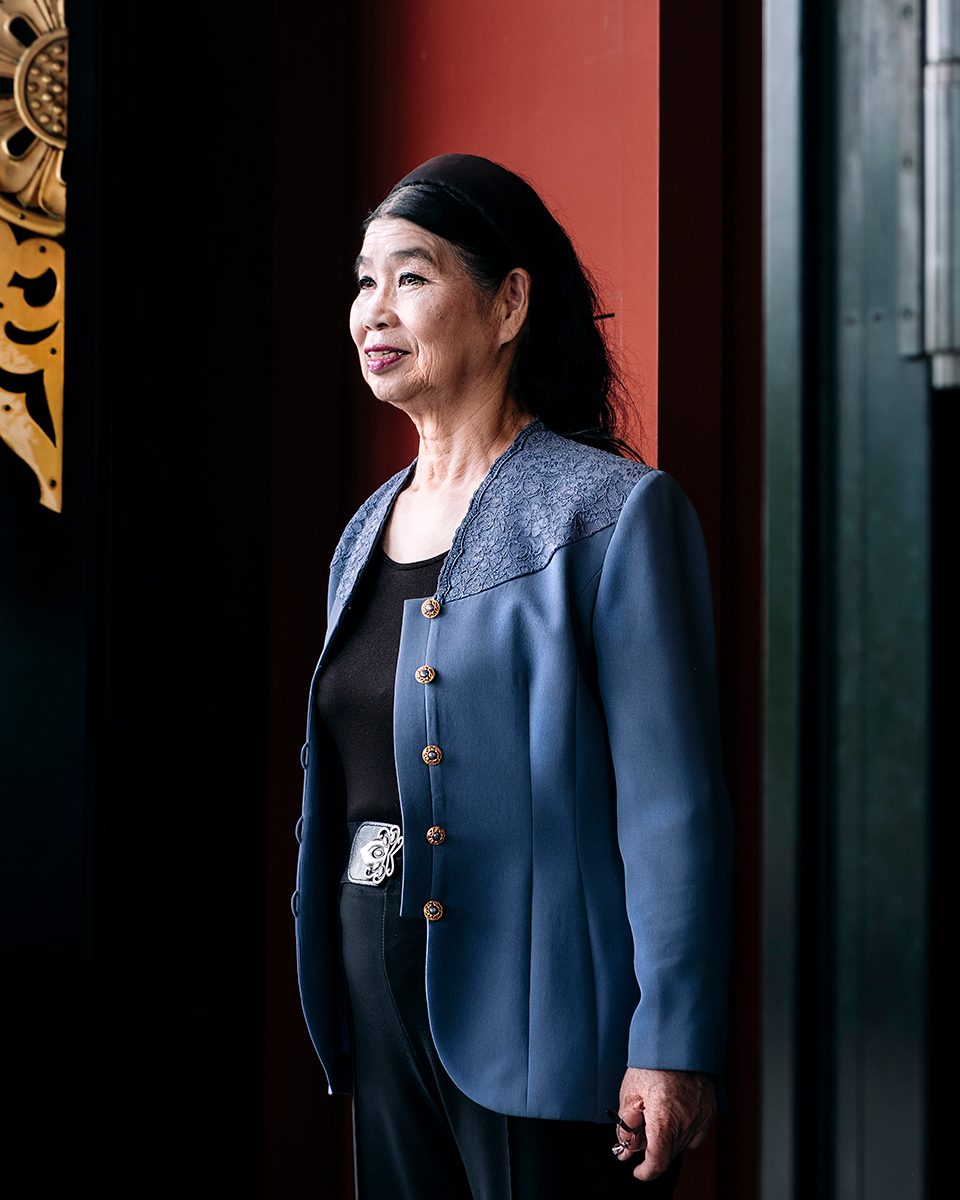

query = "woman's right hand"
[[614, 1066, 716, 1181]]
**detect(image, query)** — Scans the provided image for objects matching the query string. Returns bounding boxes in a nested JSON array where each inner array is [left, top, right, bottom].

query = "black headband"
[[390, 153, 560, 273]]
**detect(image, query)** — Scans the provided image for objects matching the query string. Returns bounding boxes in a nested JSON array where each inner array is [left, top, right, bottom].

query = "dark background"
[[6, 4, 281, 1195]]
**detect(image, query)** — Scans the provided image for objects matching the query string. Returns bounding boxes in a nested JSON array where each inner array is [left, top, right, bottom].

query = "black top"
[[314, 539, 448, 825]]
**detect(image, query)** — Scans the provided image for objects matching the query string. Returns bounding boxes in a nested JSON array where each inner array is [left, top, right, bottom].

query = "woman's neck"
[[380, 401, 536, 563], [408, 402, 535, 494]]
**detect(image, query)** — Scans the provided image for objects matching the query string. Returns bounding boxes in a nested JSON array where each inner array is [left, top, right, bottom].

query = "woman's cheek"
[[348, 300, 366, 350], [413, 348, 437, 388]]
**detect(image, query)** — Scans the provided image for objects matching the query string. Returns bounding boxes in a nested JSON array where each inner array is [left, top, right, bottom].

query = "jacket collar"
[[321, 416, 544, 657], [321, 414, 648, 658]]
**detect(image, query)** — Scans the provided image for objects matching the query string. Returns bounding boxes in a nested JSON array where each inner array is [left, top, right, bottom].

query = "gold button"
[[423, 899, 444, 921], [426, 825, 446, 846], [420, 598, 441, 618], [415, 664, 437, 684], [422, 744, 443, 765]]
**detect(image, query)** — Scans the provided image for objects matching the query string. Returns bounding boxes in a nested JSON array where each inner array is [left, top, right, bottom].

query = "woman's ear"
[[497, 268, 531, 346]]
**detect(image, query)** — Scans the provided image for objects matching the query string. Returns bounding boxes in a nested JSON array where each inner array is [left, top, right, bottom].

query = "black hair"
[[365, 175, 643, 461]]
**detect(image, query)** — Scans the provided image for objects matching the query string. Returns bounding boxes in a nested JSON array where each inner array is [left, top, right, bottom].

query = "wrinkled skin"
[[615, 1067, 717, 1182]]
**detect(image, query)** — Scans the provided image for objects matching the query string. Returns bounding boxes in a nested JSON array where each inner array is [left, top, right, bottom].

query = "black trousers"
[[338, 870, 683, 1200]]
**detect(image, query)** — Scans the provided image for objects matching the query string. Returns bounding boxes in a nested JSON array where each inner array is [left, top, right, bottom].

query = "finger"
[[611, 1137, 640, 1164], [630, 1121, 672, 1181], [617, 1095, 646, 1130], [612, 1090, 646, 1162], [612, 1124, 647, 1164], [632, 1146, 673, 1182]]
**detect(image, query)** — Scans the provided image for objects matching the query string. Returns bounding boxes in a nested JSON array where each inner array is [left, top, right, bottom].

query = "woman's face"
[[350, 217, 511, 412]]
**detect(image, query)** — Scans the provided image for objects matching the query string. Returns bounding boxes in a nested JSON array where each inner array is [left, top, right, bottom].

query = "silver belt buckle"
[[346, 822, 403, 886]]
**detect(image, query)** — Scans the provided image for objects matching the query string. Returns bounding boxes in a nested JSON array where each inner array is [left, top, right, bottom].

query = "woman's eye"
[[356, 276, 375, 291], [398, 272, 426, 287]]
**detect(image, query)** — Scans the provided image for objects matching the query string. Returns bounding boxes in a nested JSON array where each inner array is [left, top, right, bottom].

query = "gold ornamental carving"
[[0, 0, 66, 512], [0, 220, 63, 510]]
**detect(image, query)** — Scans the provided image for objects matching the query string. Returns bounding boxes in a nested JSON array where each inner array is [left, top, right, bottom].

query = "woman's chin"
[[363, 371, 426, 410], [365, 380, 418, 414]]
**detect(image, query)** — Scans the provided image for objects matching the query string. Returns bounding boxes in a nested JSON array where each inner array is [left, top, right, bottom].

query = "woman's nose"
[[362, 293, 397, 331]]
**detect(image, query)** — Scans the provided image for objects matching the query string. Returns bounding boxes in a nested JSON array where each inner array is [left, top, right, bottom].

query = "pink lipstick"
[[365, 344, 409, 372]]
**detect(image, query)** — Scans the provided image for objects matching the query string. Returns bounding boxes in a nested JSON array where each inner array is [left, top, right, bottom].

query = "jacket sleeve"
[[592, 468, 733, 1075]]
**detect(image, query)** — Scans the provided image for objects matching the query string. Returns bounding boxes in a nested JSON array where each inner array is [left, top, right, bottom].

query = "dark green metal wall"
[[764, 1, 934, 1196]]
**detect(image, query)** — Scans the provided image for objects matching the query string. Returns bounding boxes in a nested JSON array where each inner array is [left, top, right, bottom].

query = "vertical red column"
[[271, 5, 761, 1198], [345, 0, 659, 495]]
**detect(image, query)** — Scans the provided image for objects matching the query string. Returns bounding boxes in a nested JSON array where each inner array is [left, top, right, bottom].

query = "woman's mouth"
[[365, 345, 409, 372]]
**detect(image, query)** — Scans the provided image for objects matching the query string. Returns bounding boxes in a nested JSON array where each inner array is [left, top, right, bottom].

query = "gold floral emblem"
[[0, 0, 67, 233]]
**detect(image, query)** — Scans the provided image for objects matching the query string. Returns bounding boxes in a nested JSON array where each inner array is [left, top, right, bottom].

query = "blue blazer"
[[292, 417, 733, 1123]]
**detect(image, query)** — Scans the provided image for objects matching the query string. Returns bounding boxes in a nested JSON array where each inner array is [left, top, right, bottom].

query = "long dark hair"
[[365, 166, 643, 461]]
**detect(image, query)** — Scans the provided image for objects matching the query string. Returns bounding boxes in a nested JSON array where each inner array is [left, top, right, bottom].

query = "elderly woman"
[[292, 153, 732, 1198]]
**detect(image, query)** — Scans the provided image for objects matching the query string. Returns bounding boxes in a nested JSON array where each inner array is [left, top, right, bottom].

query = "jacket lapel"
[[319, 461, 417, 664]]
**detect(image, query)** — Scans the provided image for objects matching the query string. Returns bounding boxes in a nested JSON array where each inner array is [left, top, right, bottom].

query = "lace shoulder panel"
[[440, 426, 653, 602], [330, 461, 415, 609]]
